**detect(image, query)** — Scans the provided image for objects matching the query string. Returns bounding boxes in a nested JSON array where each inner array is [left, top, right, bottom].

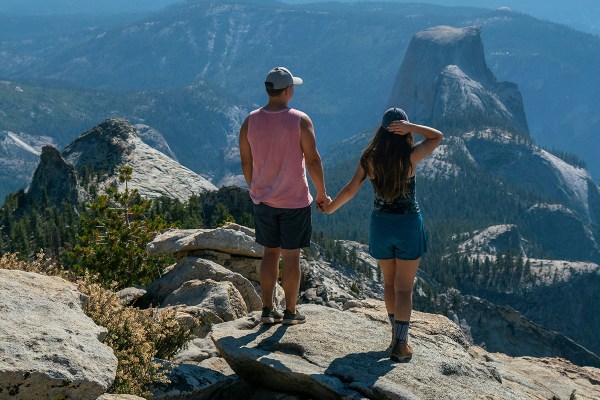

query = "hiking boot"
[[261, 307, 283, 324], [386, 337, 394, 352], [390, 341, 413, 362], [282, 309, 306, 325]]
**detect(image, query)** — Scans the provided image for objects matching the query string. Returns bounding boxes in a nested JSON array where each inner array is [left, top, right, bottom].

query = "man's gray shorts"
[[254, 203, 312, 249]]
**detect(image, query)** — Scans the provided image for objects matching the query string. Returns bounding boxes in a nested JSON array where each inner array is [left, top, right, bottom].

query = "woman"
[[322, 107, 442, 361]]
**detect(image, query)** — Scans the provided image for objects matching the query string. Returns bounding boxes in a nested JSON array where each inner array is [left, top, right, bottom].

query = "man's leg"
[[260, 246, 281, 309], [281, 248, 306, 324], [281, 248, 301, 312], [279, 205, 310, 325]]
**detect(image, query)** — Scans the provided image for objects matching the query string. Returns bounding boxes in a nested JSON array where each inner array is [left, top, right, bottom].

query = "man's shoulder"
[[290, 108, 312, 126], [289, 108, 309, 118], [249, 107, 263, 116]]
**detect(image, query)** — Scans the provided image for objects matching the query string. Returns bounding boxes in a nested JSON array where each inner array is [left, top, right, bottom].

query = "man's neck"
[[264, 97, 289, 111]]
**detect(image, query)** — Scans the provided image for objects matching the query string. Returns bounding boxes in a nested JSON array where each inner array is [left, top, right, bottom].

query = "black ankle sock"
[[394, 320, 410, 343]]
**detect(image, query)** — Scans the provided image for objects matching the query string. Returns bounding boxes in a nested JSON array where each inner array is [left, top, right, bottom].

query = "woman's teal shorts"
[[369, 211, 428, 260]]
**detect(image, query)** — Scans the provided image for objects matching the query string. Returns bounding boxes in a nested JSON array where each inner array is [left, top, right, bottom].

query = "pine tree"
[[67, 166, 171, 289], [210, 203, 235, 227]]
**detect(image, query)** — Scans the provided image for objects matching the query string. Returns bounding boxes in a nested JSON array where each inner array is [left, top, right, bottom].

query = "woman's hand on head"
[[387, 120, 412, 135]]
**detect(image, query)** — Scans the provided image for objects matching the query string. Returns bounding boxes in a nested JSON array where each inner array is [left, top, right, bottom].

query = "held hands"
[[315, 193, 332, 213], [387, 120, 412, 135], [321, 201, 335, 214]]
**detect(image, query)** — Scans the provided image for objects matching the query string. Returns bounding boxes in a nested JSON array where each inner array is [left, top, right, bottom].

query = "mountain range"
[[3, 0, 600, 38], [1, 1, 600, 182]]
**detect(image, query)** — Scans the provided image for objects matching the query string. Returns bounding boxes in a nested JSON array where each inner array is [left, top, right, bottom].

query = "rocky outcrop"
[[212, 301, 600, 400], [441, 292, 600, 367], [26, 145, 80, 206], [146, 257, 262, 312], [0, 269, 117, 399], [464, 130, 600, 229], [525, 203, 600, 260], [0, 130, 55, 202], [147, 224, 263, 258], [458, 224, 526, 257], [389, 25, 528, 135], [17, 118, 218, 208], [60, 118, 216, 201]]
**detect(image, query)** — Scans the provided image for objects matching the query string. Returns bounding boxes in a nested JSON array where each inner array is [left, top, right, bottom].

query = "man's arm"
[[299, 114, 330, 206], [239, 117, 253, 188]]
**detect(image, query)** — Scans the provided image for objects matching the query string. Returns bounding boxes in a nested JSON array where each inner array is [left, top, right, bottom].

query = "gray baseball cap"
[[265, 67, 303, 90]]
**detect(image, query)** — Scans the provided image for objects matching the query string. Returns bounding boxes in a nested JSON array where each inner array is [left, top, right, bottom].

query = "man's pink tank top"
[[247, 107, 313, 209]]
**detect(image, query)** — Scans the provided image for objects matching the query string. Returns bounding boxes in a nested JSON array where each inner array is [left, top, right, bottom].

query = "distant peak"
[[93, 118, 138, 140], [389, 24, 529, 136], [41, 145, 62, 157], [415, 26, 480, 46]]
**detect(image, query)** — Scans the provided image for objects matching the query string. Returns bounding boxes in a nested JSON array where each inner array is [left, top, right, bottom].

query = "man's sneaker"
[[390, 340, 413, 362], [282, 309, 306, 325], [261, 307, 283, 324]]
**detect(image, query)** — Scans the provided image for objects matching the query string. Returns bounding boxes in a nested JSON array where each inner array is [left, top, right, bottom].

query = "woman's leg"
[[389, 258, 420, 360], [393, 258, 420, 321], [378, 258, 396, 315], [378, 258, 397, 349]]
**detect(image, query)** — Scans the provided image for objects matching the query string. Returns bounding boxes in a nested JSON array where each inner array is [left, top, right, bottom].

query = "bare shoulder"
[[299, 111, 313, 126]]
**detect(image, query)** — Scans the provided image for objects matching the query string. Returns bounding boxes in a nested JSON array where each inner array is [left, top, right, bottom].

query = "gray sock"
[[388, 313, 395, 337], [394, 320, 410, 343]]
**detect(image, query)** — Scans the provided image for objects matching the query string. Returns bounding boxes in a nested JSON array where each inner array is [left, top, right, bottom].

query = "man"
[[239, 66, 330, 325]]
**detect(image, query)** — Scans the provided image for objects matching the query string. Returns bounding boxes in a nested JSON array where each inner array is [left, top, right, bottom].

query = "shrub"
[[1, 252, 192, 397], [80, 283, 192, 397]]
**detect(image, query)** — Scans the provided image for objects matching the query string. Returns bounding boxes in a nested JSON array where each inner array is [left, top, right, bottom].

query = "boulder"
[[146, 225, 263, 258], [212, 302, 600, 400], [116, 287, 147, 306], [147, 256, 261, 312], [193, 249, 261, 282], [164, 279, 247, 322], [0, 269, 117, 399], [172, 337, 219, 364], [169, 305, 225, 339]]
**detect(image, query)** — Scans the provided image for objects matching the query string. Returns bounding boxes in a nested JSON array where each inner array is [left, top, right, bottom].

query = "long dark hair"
[[360, 126, 414, 202]]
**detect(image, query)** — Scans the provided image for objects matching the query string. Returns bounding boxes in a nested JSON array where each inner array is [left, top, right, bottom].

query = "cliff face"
[[0, 130, 55, 201], [388, 25, 529, 135], [27, 145, 80, 206]]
